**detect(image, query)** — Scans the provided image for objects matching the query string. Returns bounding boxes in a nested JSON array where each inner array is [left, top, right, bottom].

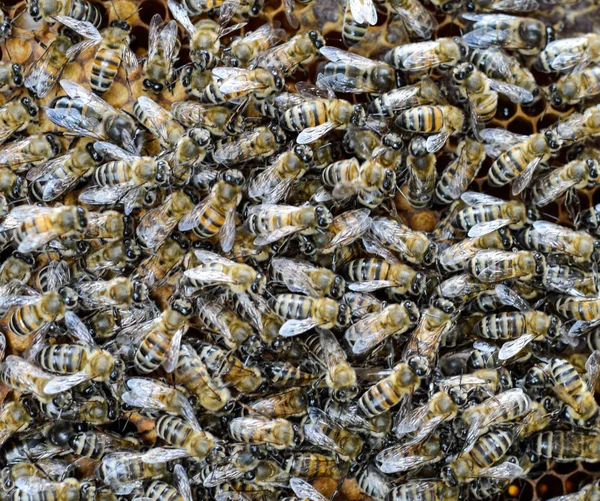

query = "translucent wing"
[[491, 0, 538, 10], [585, 350, 600, 391], [183, 268, 236, 285], [203, 463, 248, 488], [192, 249, 235, 266], [498, 333, 534, 360], [511, 155, 541, 196], [398, 41, 443, 70], [15, 477, 62, 494], [24, 43, 68, 98], [324, 209, 372, 251], [376, 447, 434, 473], [478, 461, 524, 480], [369, 218, 409, 254], [462, 27, 513, 49], [470, 250, 515, 282], [393, 2, 438, 39], [43, 372, 90, 394], [494, 284, 530, 311], [60, 80, 118, 116], [543, 37, 588, 72], [487, 78, 533, 104], [55, 16, 102, 41], [533, 170, 579, 207], [122, 378, 178, 411], [348, 310, 402, 354], [141, 447, 190, 464], [178, 194, 213, 232], [461, 191, 505, 206], [297, 122, 338, 144], [148, 14, 162, 61], [163, 326, 186, 373], [254, 226, 302, 246], [319, 46, 380, 71], [426, 132, 449, 153], [531, 221, 569, 249], [279, 318, 320, 337], [271, 258, 319, 296], [220, 207, 236, 253], [167, 0, 196, 37], [94, 141, 138, 162], [480, 128, 527, 157], [467, 218, 512, 238], [64, 311, 95, 346], [348, 280, 393, 292], [174, 464, 193, 501], [320, 329, 353, 382], [134, 97, 175, 148], [290, 477, 329, 501], [317, 73, 373, 94], [45, 107, 103, 140], [79, 183, 135, 206]]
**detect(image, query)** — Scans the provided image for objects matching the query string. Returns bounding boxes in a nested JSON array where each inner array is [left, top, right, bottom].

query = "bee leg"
[[386, 338, 395, 369], [565, 189, 580, 220]]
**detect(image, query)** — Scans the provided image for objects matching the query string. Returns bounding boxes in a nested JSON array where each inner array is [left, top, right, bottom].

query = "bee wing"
[[491, 0, 538, 10], [254, 226, 302, 246], [545, 493, 593, 501], [348, 280, 394, 292], [511, 155, 541, 196], [79, 183, 134, 206], [173, 465, 193, 501], [134, 97, 175, 148], [279, 318, 320, 337], [184, 268, 236, 285], [212, 66, 247, 79], [478, 461, 524, 480], [296, 81, 333, 99], [167, 0, 196, 37], [55, 16, 102, 41], [534, 170, 580, 207], [426, 132, 450, 153], [498, 333, 534, 361], [467, 218, 512, 238], [487, 78, 533, 104], [480, 128, 527, 158], [585, 351, 600, 391], [141, 447, 189, 464], [271, 258, 319, 296], [494, 284, 530, 311], [243, 22, 285, 44], [470, 250, 514, 282], [177, 194, 213, 232], [163, 326, 187, 373], [462, 25, 512, 49], [63, 311, 95, 346], [349, 310, 400, 354], [349, 0, 377, 24], [317, 73, 374, 94], [45, 107, 103, 141], [319, 46, 379, 71], [568, 319, 600, 337], [24, 44, 66, 98], [320, 329, 352, 376], [148, 14, 162, 60], [43, 372, 91, 394], [1, 206, 55, 230], [44, 260, 70, 290], [121, 378, 174, 411], [290, 477, 329, 501], [394, 3, 438, 40], [60, 80, 118, 116], [213, 130, 261, 164], [203, 465, 247, 488], [376, 447, 431, 474], [394, 403, 430, 436], [460, 191, 505, 207], [400, 41, 449, 70], [545, 40, 585, 72], [193, 249, 235, 266], [531, 220, 568, 249], [325, 209, 372, 251], [297, 122, 338, 145], [362, 236, 400, 264], [15, 477, 61, 494], [370, 218, 409, 253]]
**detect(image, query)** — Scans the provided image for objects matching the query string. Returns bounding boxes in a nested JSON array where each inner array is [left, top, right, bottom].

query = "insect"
[[229, 417, 297, 449], [468, 249, 546, 283], [248, 388, 307, 419], [368, 78, 446, 119], [0, 400, 37, 448], [50, 425, 139, 459], [0, 62, 22, 94], [0, 134, 61, 173], [385, 37, 468, 73], [359, 363, 420, 417], [388, 0, 438, 39], [343, 257, 426, 296], [256, 31, 325, 76], [0, 97, 39, 146], [325, 399, 391, 436], [213, 125, 286, 165], [74, 277, 146, 309], [376, 432, 447, 474], [530, 431, 600, 462], [170, 101, 242, 137], [549, 66, 600, 107], [388, 481, 459, 501], [211, 67, 285, 103], [195, 296, 253, 349], [303, 407, 364, 460], [223, 22, 285, 67], [370, 217, 438, 265], [142, 15, 179, 93], [395, 390, 458, 441], [536, 34, 600, 73], [97, 450, 170, 494], [403, 135, 437, 208], [271, 257, 345, 299], [28, 0, 102, 25], [462, 14, 551, 55], [284, 452, 348, 479]]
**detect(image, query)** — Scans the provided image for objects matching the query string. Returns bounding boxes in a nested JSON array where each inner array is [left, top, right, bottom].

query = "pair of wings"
[[538, 35, 598, 74], [0, 135, 59, 173], [462, 13, 541, 51]]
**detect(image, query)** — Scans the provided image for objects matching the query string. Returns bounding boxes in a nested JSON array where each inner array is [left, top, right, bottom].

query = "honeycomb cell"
[[508, 116, 534, 136], [139, 0, 167, 24], [536, 474, 564, 500], [566, 471, 592, 492]]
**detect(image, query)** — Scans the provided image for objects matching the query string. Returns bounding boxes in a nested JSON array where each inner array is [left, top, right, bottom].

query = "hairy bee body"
[[468, 250, 545, 283], [437, 230, 513, 273], [530, 431, 600, 462], [342, 2, 367, 47], [155, 414, 215, 460], [229, 417, 295, 449], [29, 0, 102, 25], [7, 292, 65, 337], [475, 311, 560, 340], [343, 258, 426, 296], [90, 23, 134, 95], [257, 31, 324, 75], [536, 34, 600, 73], [284, 452, 347, 479]]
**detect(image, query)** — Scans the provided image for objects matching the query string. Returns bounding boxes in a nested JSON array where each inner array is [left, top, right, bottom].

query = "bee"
[[395, 391, 458, 441], [517, 221, 599, 264], [97, 451, 169, 494], [265, 361, 319, 387], [325, 399, 391, 437], [403, 136, 437, 208], [280, 82, 366, 144], [389, 481, 459, 501], [248, 145, 312, 204], [343, 257, 426, 296], [144, 466, 193, 501], [468, 47, 539, 103], [47, 80, 141, 153], [552, 104, 600, 145], [0, 400, 37, 448], [248, 388, 307, 419], [84, 210, 129, 241], [155, 414, 215, 461], [358, 363, 420, 417], [370, 217, 437, 266], [79, 142, 169, 216], [213, 125, 286, 165], [195, 296, 252, 349], [311, 209, 372, 259], [170, 101, 242, 137], [271, 257, 345, 299], [396, 105, 465, 153], [212, 67, 285, 103], [0, 62, 22, 94], [1, 205, 87, 254], [0, 168, 27, 202], [369, 78, 446, 119], [74, 277, 146, 309], [468, 249, 546, 283], [536, 34, 600, 73], [224, 22, 285, 68], [174, 344, 231, 412], [0, 134, 61, 173], [272, 294, 350, 336], [462, 14, 551, 55], [244, 204, 333, 247], [0, 254, 33, 286], [256, 31, 325, 76], [303, 407, 363, 460], [388, 0, 438, 40], [133, 234, 189, 288], [464, 0, 538, 12], [453, 192, 535, 238], [142, 15, 179, 93], [345, 301, 419, 355], [549, 66, 600, 107], [530, 431, 600, 462], [0, 97, 39, 146], [58, 16, 138, 95], [356, 466, 393, 501], [51, 426, 139, 459], [317, 46, 398, 95], [233, 288, 281, 344], [385, 37, 468, 73], [461, 389, 531, 445], [577, 202, 600, 234], [284, 452, 347, 479], [28, 0, 102, 26], [376, 432, 447, 474], [10, 476, 85, 501], [403, 299, 457, 375], [229, 417, 297, 449], [0, 460, 71, 490]]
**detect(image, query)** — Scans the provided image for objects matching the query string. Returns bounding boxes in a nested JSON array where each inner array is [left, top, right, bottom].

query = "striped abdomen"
[[69, 431, 105, 458], [397, 106, 444, 133], [146, 481, 183, 501], [344, 258, 390, 282], [282, 100, 328, 132], [554, 297, 600, 321], [470, 429, 513, 468], [174, 350, 212, 395], [192, 202, 226, 239], [69, 0, 103, 26], [37, 345, 86, 373], [475, 312, 526, 340], [91, 45, 122, 95], [93, 161, 131, 186], [155, 414, 194, 448], [272, 294, 313, 320], [135, 328, 171, 373], [453, 205, 502, 231], [359, 376, 403, 417], [342, 3, 367, 47], [9, 303, 46, 337], [322, 159, 360, 187], [488, 144, 529, 186]]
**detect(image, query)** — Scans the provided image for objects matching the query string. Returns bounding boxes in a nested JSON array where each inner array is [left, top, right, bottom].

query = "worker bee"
[[395, 391, 458, 441], [0, 400, 37, 448], [317, 46, 398, 95], [256, 31, 325, 76], [536, 34, 600, 73], [57, 16, 137, 95], [359, 363, 420, 417], [51, 426, 140, 459], [343, 257, 426, 296], [223, 22, 285, 68], [552, 105, 600, 145], [452, 192, 535, 238], [10, 476, 85, 501], [233, 288, 281, 344], [468, 249, 546, 283], [248, 145, 312, 204], [439, 232, 512, 277], [370, 217, 438, 265], [280, 82, 366, 144], [0, 134, 61, 173], [213, 125, 286, 165], [212, 67, 285, 103], [1, 205, 87, 254], [311, 208, 372, 258], [0, 254, 32, 286], [0, 168, 27, 202], [0, 97, 39, 146], [0, 62, 22, 94], [403, 136, 437, 208], [47, 80, 141, 153], [244, 204, 333, 247], [462, 14, 551, 55], [388, 480, 459, 501], [144, 466, 193, 501], [271, 257, 345, 299], [517, 221, 600, 264], [247, 388, 307, 419], [387, 0, 438, 40], [376, 432, 447, 474], [28, 0, 102, 26], [577, 202, 600, 234], [345, 301, 419, 355], [229, 417, 298, 449], [79, 142, 169, 215], [195, 296, 252, 349], [548, 66, 600, 107], [170, 101, 242, 137], [133, 234, 189, 288], [155, 414, 215, 461], [272, 294, 350, 336], [97, 450, 169, 494], [368, 78, 446, 119], [396, 104, 465, 153], [385, 37, 468, 72], [74, 277, 146, 309], [303, 407, 363, 460], [142, 15, 179, 93], [284, 452, 347, 479], [530, 431, 600, 462]]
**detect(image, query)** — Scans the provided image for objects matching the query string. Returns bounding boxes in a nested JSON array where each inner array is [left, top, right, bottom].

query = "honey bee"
[[376, 432, 446, 474], [549, 66, 600, 107], [265, 361, 319, 387], [170, 101, 242, 137], [403, 136, 437, 208], [358, 363, 420, 417], [272, 294, 350, 336], [247, 388, 307, 419], [79, 142, 169, 215], [74, 277, 146, 309], [229, 417, 297, 449], [271, 257, 345, 299], [0, 134, 61, 173], [134, 234, 189, 288], [345, 301, 419, 355], [303, 407, 363, 460], [312, 208, 372, 257], [28, 0, 102, 26], [284, 452, 347, 479], [468, 249, 546, 283], [370, 217, 437, 265], [233, 290, 281, 344], [0, 254, 32, 286], [256, 31, 325, 76], [389, 481, 459, 501], [0, 62, 22, 94], [212, 67, 285, 103], [325, 399, 391, 437], [452, 192, 534, 238], [517, 221, 599, 264], [388, 0, 438, 39], [280, 82, 366, 144], [244, 204, 333, 247], [183, 249, 265, 296], [144, 466, 193, 501], [142, 15, 179, 93], [0, 97, 39, 146], [224, 22, 285, 67], [0, 400, 37, 448], [49, 424, 139, 459], [368, 78, 446, 119], [343, 257, 426, 296], [536, 34, 600, 73], [530, 431, 600, 462], [58, 16, 138, 95], [97, 451, 169, 494], [552, 105, 600, 145], [1, 205, 87, 253], [396, 105, 465, 153], [0, 168, 27, 202], [155, 414, 215, 461], [385, 37, 468, 73], [577, 202, 600, 234], [248, 145, 312, 204], [317, 46, 398, 95], [195, 296, 252, 349], [11, 476, 85, 501], [462, 14, 551, 55], [213, 125, 286, 165], [47, 80, 141, 153], [395, 391, 458, 441]]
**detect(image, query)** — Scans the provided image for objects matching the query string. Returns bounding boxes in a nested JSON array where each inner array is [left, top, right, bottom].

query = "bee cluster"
[[0, 0, 600, 499]]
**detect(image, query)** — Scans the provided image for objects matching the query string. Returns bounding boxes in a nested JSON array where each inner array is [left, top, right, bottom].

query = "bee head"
[[20, 97, 38, 117], [315, 205, 333, 228], [383, 133, 402, 150], [533, 252, 546, 275], [76, 206, 88, 229], [11, 64, 22, 85], [382, 168, 395, 192], [250, 0, 263, 16], [351, 105, 366, 125], [294, 144, 313, 163], [329, 275, 345, 299], [189, 128, 211, 148], [250, 272, 266, 294], [155, 161, 170, 185], [222, 169, 245, 186], [408, 355, 429, 376], [172, 297, 193, 317], [423, 241, 438, 265], [587, 158, 599, 181], [441, 465, 459, 487], [132, 281, 148, 303], [142, 78, 164, 93], [109, 358, 125, 382], [110, 20, 131, 31], [336, 303, 350, 327], [518, 20, 545, 49], [309, 31, 324, 49], [547, 315, 562, 339], [11, 175, 26, 199], [123, 238, 140, 261], [272, 70, 284, 91]]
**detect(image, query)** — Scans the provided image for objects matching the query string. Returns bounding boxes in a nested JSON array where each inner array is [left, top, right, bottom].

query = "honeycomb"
[[2, 0, 600, 498]]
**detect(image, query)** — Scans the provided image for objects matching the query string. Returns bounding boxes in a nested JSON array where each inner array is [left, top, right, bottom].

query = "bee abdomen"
[[37, 345, 86, 373], [91, 48, 121, 95]]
